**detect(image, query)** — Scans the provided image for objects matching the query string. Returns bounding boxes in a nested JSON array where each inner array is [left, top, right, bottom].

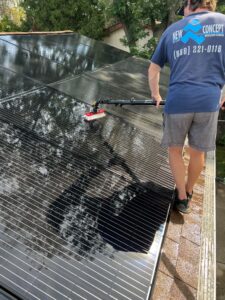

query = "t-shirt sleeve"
[[150, 34, 168, 68]]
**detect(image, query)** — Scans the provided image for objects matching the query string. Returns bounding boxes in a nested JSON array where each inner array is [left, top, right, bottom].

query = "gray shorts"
[[161, 111, 219, 152]]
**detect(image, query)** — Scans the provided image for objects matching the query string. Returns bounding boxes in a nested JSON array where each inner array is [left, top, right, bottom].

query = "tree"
[[217, 0, 225, 13], [108, 0, 182, 57], [20, 0, 106, 39], [0, 0, 25, 31]]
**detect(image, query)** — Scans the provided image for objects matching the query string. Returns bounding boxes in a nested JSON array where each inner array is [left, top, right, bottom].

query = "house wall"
[[103, 26, 153, 53], [103, 27, 130, 52]]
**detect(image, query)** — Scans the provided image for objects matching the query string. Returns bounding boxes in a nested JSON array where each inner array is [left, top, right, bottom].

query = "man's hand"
[[152, 94, 163, 108], [220, 97, 225, 110]]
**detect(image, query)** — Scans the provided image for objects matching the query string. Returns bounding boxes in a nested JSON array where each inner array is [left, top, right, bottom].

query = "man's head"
[[177, 0, 217, 17]]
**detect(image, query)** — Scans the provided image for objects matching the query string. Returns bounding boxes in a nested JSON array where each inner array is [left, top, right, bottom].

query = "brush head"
[[84, 109, 106, 121]]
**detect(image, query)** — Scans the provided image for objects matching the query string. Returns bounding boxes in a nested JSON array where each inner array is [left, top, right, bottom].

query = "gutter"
[[0, 30, 73, 36], [197, 151, 216, 300]]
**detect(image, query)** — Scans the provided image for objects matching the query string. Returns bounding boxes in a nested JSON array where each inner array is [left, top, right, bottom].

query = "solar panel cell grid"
[[0, 34, 173, 300]]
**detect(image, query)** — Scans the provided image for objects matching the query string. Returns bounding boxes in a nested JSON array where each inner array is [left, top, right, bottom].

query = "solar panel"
[[0, 34, 173, 300]]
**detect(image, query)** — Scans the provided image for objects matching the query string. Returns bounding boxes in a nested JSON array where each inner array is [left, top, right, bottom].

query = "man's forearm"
[[222, 85, 225, 97], [221, 86, 225, 109], [148, 62, 161, 98]]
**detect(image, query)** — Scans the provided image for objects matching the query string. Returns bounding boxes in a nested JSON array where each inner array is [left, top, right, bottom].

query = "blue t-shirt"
[[151, 11, 225, 114]]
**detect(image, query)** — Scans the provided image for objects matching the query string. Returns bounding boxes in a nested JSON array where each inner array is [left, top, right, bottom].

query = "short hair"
[[191, 0, 217, 11]]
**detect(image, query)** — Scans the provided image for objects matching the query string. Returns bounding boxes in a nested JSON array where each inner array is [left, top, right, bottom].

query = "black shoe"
[[175, 198, 191, 214], [174, 188, 191, 214]]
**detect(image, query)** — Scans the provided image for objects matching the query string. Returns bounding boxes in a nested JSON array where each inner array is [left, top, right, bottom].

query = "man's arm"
[[148, 62, 162, 108]]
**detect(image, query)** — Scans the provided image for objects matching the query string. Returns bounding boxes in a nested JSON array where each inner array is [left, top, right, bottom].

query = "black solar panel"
[[0, 35, 130, 80], [0, 34, 173, 300]]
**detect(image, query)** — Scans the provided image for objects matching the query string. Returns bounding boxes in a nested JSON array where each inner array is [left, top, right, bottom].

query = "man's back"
[[151, 11, 225, 113]]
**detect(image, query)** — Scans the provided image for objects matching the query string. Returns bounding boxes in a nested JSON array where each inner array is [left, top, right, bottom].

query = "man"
[[148, 0, 225, 213]]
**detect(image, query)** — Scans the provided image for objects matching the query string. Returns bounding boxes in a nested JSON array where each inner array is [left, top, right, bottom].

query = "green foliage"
[[128, 37, 159, 59], [217, 5, 225, 14], [20, 0, 106, 39], [216, 146, 225, 180], [110, 0, 181, 55], [145, 37, 160, 57], [110, 0, 167, 44], [217, 0, 225, 13], [217, 109, 225, 147], [218, 133, 225, 146], [0, 15, 20, 32]]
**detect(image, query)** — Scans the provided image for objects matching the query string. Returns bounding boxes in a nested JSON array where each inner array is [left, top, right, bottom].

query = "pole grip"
[[97, 99, 165, 106]]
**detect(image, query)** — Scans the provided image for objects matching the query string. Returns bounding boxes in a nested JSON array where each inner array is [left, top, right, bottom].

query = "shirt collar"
[[187, 11, 210, 17]]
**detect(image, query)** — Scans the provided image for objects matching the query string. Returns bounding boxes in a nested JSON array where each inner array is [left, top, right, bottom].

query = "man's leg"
[[168, 146, 187, 200], [186, 147, 205, 194], [169, 146, 205, 197]]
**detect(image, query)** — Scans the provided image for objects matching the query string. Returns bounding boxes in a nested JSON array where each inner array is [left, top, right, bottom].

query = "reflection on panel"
[[0, 66, 42, 100], [0, 87, 169, 186], [0, 39, 71, 83], [0, 119, 172, 300], [0, 34, 130, 77]]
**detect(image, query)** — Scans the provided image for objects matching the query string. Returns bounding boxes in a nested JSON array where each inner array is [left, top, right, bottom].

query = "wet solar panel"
[[0, 66, 42, 100], [0, 34, 173, 300], [0, 35, 130, 78]]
